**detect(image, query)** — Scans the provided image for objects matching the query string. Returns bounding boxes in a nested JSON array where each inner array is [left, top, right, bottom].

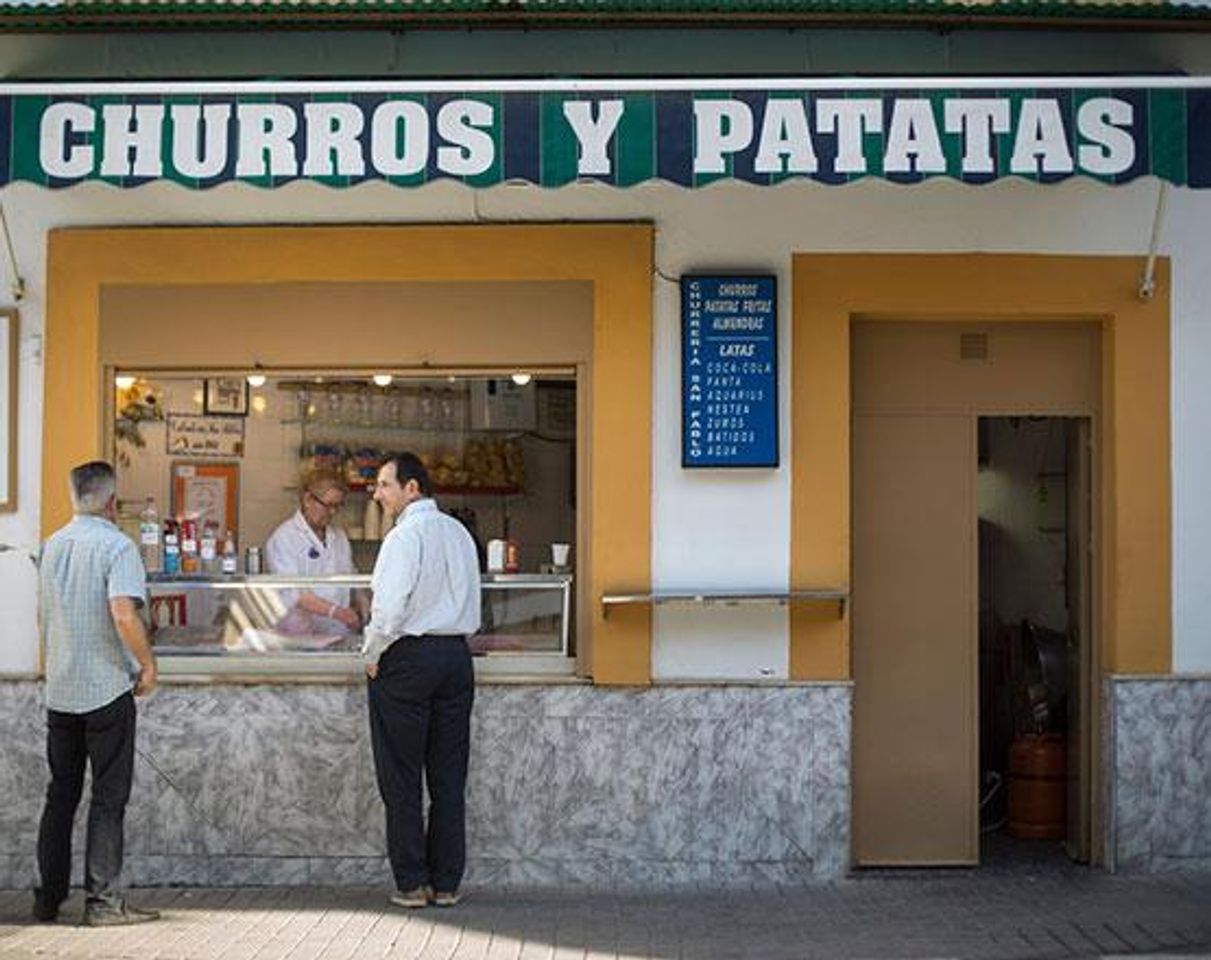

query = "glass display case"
[[147, 572, 572, 674]]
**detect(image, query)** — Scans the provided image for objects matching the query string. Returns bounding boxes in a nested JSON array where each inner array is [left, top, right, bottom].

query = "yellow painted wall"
[[790, 254, 1171, 678], [44, 224, 654, 684]]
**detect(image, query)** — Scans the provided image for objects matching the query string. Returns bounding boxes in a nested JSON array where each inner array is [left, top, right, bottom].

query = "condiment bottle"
[[138, 496, 162, 573], [505, 538, 520, 574], [220, 530, 238, 575], [180, 517, 199, 574], [162, 519, 181, 575], [245, 545, 263, 575], [200, 520, 219, 573]]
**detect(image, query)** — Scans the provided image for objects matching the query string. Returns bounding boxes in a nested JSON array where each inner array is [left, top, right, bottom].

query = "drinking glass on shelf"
[[418, 390, 436, 431], [399, 391, 418, 428], [295, 386, 310, 423], [325, 387, 344, 425], [439, 390, 457, 430], [355, 389, 373, 427], [384, 391, 402, 427]]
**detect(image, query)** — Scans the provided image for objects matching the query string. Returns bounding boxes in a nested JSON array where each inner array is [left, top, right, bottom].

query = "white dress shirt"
[[264, 509, 356, 633], [361, 498, 481, 665]]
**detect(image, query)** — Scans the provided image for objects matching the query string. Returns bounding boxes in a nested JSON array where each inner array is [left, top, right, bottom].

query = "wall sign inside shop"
[[682, 275, 778, 469], [3, 80, 1210, 189], [167, 414, 245, 458]]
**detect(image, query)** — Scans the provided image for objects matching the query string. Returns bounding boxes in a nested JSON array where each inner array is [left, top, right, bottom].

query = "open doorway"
[[977, 416, 1092, 866], [851, 320, 1100, 868]]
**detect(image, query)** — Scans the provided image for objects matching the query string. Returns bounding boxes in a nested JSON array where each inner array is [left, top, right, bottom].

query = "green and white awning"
[[5, 78, 1210, 189]]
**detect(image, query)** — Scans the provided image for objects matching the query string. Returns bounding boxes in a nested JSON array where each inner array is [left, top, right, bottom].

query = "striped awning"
[[5, 78, 1210, 189]]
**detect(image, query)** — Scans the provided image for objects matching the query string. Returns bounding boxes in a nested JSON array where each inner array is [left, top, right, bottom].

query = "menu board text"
[[681, 275, 778, 468]]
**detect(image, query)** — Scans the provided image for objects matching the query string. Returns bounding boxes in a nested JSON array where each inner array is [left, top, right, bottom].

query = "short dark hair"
[[69, 460, 116, 513], [387, 451, 431, 497]]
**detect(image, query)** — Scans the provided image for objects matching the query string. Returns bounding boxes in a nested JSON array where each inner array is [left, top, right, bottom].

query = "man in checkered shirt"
[[33, 460, 160, 927]]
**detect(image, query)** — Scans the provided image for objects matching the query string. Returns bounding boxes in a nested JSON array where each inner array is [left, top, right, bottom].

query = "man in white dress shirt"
[[362, 452, 480, 910], [264, 467, 361, 634]]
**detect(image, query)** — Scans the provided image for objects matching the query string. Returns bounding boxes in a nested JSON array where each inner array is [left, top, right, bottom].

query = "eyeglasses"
[[307, 490, 345, 512]]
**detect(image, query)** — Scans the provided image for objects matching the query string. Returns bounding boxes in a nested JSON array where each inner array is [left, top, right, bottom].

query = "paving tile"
[[0, 867, 1208, 960]]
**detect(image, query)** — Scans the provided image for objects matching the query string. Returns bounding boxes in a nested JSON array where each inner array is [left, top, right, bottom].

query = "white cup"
[[487, 539, 506, 573], [551, 542, 571, 568]]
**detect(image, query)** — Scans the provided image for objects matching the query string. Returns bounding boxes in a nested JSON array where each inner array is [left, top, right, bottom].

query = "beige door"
[[852, 412, 978, 865], [851, 321, 1099, 867]]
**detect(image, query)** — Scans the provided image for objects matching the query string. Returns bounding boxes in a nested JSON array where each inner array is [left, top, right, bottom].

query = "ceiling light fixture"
[[373, 373, 394, 387], [511, 372, 532, 386]]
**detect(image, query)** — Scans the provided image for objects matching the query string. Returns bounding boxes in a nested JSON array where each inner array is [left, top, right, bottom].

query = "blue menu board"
[[681, 275, 778, 468]]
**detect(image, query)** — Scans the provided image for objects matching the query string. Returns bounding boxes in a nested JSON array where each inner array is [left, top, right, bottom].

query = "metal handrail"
[[600, 588, 847, 617]]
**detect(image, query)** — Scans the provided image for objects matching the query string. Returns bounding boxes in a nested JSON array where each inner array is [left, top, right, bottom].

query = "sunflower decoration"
[[114, 378, 165, 464]]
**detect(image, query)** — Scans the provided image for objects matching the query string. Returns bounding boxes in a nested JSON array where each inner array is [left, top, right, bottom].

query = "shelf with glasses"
[[282, 420, 519, 435]]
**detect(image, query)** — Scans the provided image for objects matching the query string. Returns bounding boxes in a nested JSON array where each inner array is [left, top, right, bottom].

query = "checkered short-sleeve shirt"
[[39, 514, 146, 714]]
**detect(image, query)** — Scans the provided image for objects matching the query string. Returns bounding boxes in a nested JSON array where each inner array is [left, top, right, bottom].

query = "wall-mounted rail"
[[600, 589, 848, 618]]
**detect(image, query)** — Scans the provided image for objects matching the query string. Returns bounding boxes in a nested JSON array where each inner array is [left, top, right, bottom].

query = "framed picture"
[[203, 377, 248, 417], [0, 309, 15, 512], [170, 461, 240, 540]]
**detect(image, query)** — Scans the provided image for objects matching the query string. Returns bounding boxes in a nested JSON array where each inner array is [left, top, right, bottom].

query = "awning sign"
[[4, 85, 1209, 189]]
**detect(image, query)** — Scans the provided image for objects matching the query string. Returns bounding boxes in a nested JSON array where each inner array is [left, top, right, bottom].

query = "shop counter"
[[146, 572, 573, 679]]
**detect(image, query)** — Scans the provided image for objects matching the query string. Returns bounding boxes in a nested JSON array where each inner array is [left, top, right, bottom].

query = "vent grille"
[[959, 332, 989, 361]]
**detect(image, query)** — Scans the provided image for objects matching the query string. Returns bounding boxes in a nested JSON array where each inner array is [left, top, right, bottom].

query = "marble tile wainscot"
[[0, 680, 852, 890], [1105, 675, 1211, 872]]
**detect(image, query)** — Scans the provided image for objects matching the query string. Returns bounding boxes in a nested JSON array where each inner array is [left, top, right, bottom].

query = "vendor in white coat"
[[265, 466, 362, 634]]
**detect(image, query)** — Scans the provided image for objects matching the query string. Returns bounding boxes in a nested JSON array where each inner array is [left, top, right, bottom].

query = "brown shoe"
[[388, 886, 430, 909], [430, 889, 461, 907]]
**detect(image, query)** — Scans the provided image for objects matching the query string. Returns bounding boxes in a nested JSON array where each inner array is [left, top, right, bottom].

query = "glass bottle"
[[200, 520, 219, 574], [162, 518, 180, 575], [220, 530, 238, 575], [138, 496, 162, 573], [179, 517, 199, 574]]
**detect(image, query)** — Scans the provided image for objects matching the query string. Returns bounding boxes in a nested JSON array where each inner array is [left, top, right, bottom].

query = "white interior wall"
[[0, 176, 1208, 677], [113, 378, 300, 553]]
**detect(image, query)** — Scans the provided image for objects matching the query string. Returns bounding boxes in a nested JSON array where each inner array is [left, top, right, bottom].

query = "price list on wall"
[[681, 275, 779, 468]]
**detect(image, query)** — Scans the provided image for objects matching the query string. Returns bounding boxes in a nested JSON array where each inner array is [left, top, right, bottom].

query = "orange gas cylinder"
[[1007, 734, 1067, 840]]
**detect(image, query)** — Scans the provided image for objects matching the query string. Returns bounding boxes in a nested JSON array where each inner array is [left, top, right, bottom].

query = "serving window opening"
[[109, 370, 578, 674]]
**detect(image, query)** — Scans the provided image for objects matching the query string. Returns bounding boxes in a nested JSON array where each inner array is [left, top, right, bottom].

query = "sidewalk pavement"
[[1, 861, 1210, 960]]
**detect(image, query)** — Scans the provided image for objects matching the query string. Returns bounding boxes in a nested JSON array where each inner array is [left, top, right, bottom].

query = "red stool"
[[150, 594, 187, 628]]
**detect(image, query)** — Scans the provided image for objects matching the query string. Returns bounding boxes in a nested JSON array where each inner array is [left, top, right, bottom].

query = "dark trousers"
[[368, 636, 474, 893], [36, 692, 136, 909]]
